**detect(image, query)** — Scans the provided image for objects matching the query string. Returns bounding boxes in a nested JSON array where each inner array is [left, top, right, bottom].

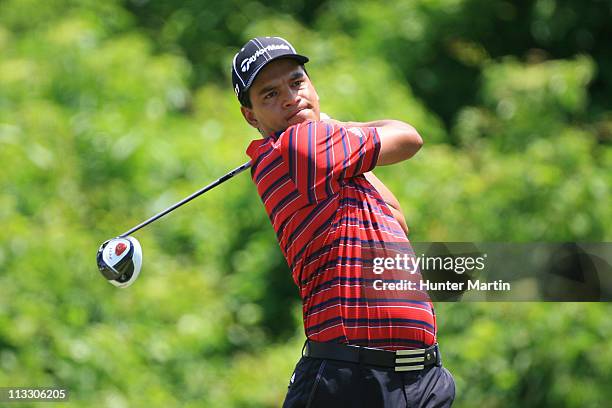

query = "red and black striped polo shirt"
[[246, 120, 436, 350]]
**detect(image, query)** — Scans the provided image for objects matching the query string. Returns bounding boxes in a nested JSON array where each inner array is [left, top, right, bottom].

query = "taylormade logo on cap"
[[231, 36, 309, 106], [240, 43, 291, 73]]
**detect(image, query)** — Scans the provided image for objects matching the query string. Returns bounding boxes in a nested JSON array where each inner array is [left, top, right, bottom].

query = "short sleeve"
[[280, 120, 381, 203]]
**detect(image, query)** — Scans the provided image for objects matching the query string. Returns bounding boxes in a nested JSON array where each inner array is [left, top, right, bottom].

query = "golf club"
[[97, 160, 252, 287]]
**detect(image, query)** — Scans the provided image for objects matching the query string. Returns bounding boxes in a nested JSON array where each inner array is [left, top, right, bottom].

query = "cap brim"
[[243, 54, 309, 94]]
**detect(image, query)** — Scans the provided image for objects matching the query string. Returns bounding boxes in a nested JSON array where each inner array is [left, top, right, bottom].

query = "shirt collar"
[[269, 129, 285, 141]]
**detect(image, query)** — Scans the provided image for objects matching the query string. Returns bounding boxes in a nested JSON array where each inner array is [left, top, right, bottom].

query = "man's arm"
[[318, 117, 420, 234], [363, 172, 410, 236], [323, 119, 423, 165]]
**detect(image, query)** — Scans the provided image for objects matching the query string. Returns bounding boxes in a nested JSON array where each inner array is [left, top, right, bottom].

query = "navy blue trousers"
[[282, 356, 455, 408]]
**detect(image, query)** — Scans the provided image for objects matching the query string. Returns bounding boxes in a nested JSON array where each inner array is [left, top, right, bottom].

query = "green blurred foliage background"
[[0, 0, 610, 406]]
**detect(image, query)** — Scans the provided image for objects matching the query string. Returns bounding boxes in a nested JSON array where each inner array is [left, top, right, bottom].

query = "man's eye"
[[264, 91, 277, 99], [293, 80, 303, 87]]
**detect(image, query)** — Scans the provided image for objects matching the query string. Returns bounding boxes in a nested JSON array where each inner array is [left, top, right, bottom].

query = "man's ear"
[[241, 106, 259, 129]]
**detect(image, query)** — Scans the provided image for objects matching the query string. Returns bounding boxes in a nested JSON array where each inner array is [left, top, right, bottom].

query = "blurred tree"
[[315, 0, 612, 135], [122, 0, 329, 87]]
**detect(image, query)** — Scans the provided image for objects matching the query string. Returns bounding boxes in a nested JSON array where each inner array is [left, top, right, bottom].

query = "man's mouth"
[[287, 107, 309, 121]]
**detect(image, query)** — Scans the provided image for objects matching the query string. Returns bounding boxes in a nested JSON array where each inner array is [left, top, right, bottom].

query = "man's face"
[[241, 58, 320, 136]]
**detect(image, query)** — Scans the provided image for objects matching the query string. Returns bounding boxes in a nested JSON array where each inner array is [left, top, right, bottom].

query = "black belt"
[[304, 340, 441, 372]]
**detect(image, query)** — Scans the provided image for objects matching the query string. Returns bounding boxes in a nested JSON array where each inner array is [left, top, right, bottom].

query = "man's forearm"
[[363, 172, 410, 236], [388, 206, 409, 236]]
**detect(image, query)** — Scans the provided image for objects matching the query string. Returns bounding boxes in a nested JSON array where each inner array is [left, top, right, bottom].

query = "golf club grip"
[[119, 161, 252, 237]]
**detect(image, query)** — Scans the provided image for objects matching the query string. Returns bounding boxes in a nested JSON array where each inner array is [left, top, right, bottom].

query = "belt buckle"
[[394, 348, 427, 372]]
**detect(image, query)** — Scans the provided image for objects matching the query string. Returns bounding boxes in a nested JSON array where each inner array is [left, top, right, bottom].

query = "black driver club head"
[[97, 236, 143, 288]]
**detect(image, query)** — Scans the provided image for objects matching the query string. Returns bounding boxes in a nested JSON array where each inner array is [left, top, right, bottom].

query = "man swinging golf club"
[[233, 37, 456, 407]]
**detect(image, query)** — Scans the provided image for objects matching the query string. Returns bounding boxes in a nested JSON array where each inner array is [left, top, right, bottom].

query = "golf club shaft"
[[119, 161, 252, 237]]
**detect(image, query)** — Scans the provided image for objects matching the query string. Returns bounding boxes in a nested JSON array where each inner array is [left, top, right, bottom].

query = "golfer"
[[232, 37, 455, 407]]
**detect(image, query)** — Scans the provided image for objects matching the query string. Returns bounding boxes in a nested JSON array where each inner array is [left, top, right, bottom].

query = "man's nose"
[[282, 87, 300, 108]]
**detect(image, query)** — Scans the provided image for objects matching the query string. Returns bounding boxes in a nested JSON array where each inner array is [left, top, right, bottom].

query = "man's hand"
[[363, 172, 410, 236]]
